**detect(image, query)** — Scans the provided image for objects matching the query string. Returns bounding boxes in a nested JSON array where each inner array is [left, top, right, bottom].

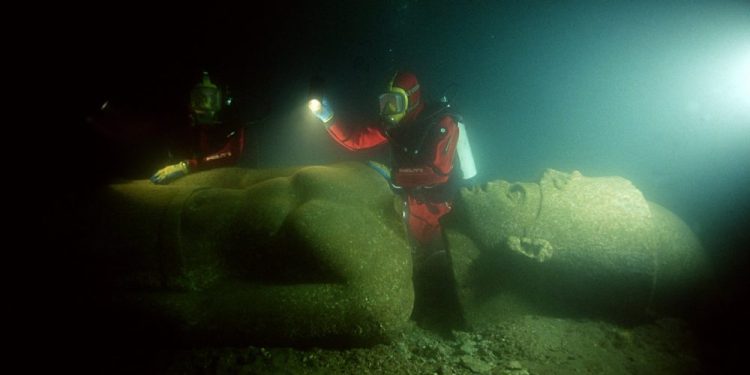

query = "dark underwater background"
[[49, 0, 749, 372], [67, 0, 749, 293]]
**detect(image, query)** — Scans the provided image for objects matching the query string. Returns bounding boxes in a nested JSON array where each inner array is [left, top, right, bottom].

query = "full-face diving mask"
[[379, 87, 408, 125], [190, 73, 222, 125]]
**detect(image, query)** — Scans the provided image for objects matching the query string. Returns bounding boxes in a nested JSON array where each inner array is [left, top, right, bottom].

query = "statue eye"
[[507, 184, 527, 203]]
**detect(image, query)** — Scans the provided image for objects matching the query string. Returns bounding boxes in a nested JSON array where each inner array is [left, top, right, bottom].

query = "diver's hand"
[[309, 97, 334, 123], [367, 160, 391, 180], [150, 161, 189, 184]]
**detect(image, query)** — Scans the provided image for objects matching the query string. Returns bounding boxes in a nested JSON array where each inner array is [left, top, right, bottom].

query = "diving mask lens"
[[379, 92, 406, 116]]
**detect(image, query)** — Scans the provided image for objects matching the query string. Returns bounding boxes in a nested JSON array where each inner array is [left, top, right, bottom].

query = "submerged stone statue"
[[443, 169, 714, 326], [81, 162, 414, 346], [80, 163, 713, 346]]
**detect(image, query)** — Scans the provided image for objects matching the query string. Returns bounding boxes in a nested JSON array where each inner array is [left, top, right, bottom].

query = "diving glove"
[[150, 161, 189, 184], [309, 97, 334, 123], [367, 160, 391, 180]]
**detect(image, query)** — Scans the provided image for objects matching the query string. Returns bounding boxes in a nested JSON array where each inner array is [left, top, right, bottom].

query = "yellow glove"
[[150, 161, 189, 184]]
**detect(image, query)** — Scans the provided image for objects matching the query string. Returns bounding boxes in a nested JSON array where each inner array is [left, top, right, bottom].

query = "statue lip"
[[506, 236, 554, 262]]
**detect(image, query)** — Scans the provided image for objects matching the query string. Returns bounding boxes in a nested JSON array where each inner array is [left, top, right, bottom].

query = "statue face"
[[453, 180, 542, 249], [447, 169, 709, 323], [450, 169, 653, 254]]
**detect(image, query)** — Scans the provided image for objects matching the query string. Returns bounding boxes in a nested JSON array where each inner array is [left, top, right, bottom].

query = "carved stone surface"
[[444, 169, 713, 325], [82, 162, 414, 346]]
